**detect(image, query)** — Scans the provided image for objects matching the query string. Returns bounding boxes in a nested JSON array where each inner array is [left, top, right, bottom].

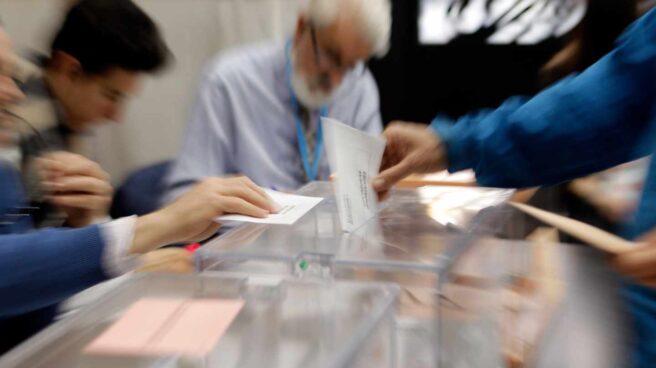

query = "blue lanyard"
[[286, 40, 328, 182]]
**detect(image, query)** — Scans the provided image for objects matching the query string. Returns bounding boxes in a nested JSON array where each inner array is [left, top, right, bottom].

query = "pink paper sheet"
[[84, 298, 244, 357]]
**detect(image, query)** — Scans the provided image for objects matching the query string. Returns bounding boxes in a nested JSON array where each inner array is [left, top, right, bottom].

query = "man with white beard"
[[163, 0, 391, 202]]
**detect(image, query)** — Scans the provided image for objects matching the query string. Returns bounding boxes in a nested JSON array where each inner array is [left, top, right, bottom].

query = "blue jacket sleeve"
[[0, 225, 109, 317], [432, 9, 656, 188]]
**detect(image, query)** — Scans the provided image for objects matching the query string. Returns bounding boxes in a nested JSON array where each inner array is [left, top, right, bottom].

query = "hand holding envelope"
[[372, 122, 448, 199], [614, 229, 656, 287], [511, 202, 656, 287], [511, 202, 637, 254], [322, 117, 385, 232]]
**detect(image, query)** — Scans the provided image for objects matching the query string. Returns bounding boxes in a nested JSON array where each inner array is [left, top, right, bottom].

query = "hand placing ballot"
[[217, 190, 323, 225]]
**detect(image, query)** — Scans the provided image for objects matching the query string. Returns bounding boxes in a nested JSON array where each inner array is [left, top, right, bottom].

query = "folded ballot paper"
[[217, 190, 323, 225], [511, 202, 640, 254], [322, 117, 386, 233]]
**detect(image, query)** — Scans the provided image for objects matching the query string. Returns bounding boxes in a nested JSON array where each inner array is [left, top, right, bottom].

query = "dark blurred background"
[[370, 0, 639, 124]]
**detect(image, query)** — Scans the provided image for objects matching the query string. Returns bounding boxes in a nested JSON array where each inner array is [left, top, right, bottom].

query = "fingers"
[[179, 177, 276, 224], [637, 229, 656, 243], [38, 153, 112, 214], [232, 177, 281, 212], [373, 123, 423, 194], [622, 230, 656, 283], [39, 152, 109, 181], [377, 189, 391, 202], [218, 196, 270, 218], [378, 146, 399, 175], [374, 122, 446, 196], [238, 176, 268, 199], [189, 223, 222, 243], [222, 185, 277, 213], [37, 157, 63, 181], [385, 120, 422, 133], [615, 245, 656, 280], [47, 193, 111, 211], [382, 121, 428, 143], [198, 176, 279, 214], [43, 175, 113, 197], [373, 157, 414, 194], [43, 175, 112, 212], [607, 228, 656, 286]]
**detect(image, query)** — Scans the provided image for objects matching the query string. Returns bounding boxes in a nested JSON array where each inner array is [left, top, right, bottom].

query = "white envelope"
[[322, 117, 386, 232]]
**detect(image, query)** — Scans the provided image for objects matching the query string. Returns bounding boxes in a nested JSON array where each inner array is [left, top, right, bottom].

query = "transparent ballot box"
[[435, 237, 508, 368], [434, 233, 572, 368], [196, 182, 515, 368], [0, 274, 399, 368], [197, 182, 514, 283]]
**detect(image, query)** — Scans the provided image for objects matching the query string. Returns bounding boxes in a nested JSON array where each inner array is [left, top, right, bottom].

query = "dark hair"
[[51, 0, 170, 75]]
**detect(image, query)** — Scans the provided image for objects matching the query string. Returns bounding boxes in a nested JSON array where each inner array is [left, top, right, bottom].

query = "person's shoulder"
[[203, 41, 283, 84]]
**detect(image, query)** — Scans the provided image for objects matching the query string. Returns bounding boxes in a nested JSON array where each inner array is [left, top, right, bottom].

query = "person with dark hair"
[[0, 22, 276, 354], [50, 0, 168, 76], [13, 0, 170, 228]]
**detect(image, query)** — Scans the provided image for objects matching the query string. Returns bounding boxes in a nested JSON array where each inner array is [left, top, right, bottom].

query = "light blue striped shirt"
[[163, 41, 382, 203]]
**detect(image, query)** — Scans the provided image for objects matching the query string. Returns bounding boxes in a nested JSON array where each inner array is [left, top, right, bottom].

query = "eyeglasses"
[[308, 24, 366, 76]]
